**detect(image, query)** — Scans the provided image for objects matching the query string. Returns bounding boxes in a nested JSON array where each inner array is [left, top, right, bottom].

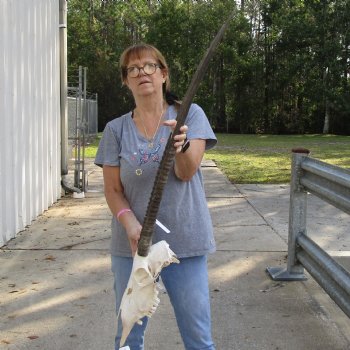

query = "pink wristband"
[[117, 208, 132, 220]]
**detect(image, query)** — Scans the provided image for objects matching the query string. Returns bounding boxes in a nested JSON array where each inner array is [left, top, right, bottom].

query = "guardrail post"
[[267, 148, 310, 281]]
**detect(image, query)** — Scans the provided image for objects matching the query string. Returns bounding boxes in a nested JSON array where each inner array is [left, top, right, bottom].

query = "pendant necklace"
[[138, 107, 164, 149]]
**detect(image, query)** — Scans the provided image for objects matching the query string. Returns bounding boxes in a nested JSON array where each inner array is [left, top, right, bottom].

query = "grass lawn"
[[206, 134, 350, 183], [84, 135, 102, 158], [84, 133, 350, 184]]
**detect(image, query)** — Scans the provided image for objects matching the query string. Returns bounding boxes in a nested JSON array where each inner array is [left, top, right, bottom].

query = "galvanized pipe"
[[297, 233, 350, 295], [59, 0, 68, 175], [285, 150, 309, 275]]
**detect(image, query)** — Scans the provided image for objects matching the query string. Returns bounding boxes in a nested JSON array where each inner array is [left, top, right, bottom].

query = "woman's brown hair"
[[119, 43, 170, 92], [120, 43, 181, 106]]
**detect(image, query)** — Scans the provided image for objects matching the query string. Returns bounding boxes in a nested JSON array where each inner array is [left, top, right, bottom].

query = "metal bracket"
[[266, 267, 307, 281]]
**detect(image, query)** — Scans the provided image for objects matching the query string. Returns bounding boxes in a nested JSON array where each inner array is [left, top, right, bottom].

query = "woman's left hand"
[[163, 119, 188, 153]]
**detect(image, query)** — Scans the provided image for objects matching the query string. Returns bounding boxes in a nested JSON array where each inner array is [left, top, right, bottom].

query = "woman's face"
[[125, 54, 167, 99]]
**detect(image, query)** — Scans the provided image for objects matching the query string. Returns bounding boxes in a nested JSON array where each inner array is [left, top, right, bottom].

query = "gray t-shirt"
[[95, 103, 217, 258]]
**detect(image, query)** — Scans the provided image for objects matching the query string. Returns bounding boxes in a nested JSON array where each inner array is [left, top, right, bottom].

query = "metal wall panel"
[[0, 0, 61, 246]]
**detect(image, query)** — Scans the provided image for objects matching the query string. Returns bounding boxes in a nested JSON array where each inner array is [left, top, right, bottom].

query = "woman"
[[95, 43, 217, 350]]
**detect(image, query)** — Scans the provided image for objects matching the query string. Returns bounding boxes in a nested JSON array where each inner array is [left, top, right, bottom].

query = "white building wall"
[[0, 0, 61, 246]]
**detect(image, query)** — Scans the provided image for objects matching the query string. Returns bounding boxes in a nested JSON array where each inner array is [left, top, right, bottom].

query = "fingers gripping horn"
[[137, 11, 235, 257]]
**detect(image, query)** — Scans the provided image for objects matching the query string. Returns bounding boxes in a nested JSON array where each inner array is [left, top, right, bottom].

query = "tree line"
[[68, 0, 350, 134]]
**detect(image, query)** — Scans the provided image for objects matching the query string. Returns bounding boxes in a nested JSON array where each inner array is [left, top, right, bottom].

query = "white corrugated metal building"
[[0, 0, 68, 247]]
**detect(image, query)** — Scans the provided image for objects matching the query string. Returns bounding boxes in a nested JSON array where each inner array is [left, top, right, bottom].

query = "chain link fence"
[[68, 90, 98, 143], [67, 66, 98, 191]]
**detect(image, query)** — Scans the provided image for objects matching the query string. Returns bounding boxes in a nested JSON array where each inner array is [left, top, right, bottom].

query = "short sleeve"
[[94, 122, 121, 168], [186, 104, 217, 150]]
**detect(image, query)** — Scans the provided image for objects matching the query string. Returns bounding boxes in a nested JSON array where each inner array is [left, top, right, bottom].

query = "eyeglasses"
[[126, 63, 160, 78]]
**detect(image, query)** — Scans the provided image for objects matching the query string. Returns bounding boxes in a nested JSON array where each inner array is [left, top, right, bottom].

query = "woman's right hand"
[[124, 216, 142, 256], [102, 166, 142, 256]]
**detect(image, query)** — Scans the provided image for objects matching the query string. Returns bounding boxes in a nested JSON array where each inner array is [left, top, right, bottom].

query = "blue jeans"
[[111, 255, 215, 350]]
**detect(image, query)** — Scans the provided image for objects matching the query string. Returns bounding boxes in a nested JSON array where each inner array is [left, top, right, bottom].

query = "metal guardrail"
[[267, 148, 350, 318]]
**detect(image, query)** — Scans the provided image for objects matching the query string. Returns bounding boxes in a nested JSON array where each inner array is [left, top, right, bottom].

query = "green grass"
[[205, 134, 350, 183], [84, 134, 102, 158], [83, 133, 350, 184]]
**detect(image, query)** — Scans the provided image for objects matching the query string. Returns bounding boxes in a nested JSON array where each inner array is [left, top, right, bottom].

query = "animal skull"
[[119, 240, 179, 347]]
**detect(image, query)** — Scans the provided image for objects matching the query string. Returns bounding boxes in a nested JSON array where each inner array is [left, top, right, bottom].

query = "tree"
[[67, 0, 350, 134]]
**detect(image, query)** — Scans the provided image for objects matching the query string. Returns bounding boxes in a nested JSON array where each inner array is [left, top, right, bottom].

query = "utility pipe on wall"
[[59, 0, 81, 194], [59, 0, 68, 176]]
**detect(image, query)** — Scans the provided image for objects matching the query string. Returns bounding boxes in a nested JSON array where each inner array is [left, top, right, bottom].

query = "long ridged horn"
[[137, 12, 235, 257]]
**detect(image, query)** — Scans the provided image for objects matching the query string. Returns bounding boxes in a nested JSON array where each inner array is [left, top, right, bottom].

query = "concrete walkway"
[[1, 160, 350, 349]]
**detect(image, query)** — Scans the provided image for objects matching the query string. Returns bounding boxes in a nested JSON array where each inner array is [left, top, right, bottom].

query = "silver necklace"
[[138, 107, 164, 149]]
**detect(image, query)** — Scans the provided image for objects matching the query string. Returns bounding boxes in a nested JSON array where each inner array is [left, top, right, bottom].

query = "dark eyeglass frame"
[[126, 62, 161, 78]]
